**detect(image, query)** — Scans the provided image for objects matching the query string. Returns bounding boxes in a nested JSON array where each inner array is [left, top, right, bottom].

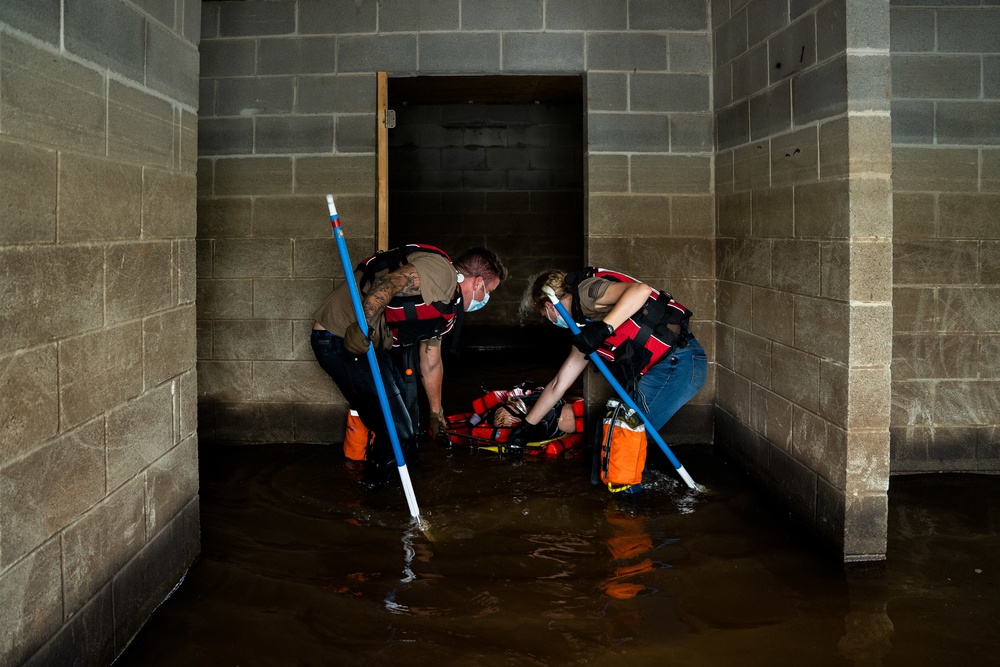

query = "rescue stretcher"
[[443, 382, 585, 457]]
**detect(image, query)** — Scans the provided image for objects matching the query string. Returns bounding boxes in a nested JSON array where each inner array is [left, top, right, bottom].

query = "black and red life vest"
[[356, 244, 461, 347], [565, 268, 692, 379]]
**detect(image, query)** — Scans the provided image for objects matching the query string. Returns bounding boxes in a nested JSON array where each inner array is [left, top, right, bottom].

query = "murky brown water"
[[114, 348, 1000, 666]]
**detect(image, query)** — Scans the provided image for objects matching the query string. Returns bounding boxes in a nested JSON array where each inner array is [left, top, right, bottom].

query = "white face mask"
[[466, 279, 489, 313]]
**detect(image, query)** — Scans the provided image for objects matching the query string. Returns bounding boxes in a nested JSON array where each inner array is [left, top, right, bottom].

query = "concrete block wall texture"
[[889, 2, 1000, 474], [387, 102, 584, 327], [197, 0, 717, 446], [0, 1, 200, 664], [713, 0, 892, 559]]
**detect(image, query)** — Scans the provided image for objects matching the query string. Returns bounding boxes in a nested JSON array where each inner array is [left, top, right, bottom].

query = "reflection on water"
[[112, 441, 1000, 667], [839, 567, 893, 667], [113, 349, 1000, 666], [598, 508, 674, 600]]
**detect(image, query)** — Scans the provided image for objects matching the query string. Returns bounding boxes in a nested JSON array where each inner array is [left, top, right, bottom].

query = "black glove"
[[343, 322, 371, 355], [505, 420, 549, 454], [572, 321, 614, 355]]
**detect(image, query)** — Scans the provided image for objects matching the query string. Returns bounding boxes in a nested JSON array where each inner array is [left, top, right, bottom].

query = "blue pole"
[[542, 286, 697, 489], [327, 195, 421, 518]]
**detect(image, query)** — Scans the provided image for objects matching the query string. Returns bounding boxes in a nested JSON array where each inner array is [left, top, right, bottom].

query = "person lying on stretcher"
[[489, 389, 580, 434], [444, 381, 585, 454]]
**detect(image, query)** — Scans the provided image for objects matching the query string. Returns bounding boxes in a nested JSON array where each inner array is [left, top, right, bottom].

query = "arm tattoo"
[[363, 264, 421, 322]]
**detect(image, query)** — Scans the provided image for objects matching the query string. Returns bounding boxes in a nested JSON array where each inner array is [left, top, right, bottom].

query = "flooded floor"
[[114, 347, 1000, 666]]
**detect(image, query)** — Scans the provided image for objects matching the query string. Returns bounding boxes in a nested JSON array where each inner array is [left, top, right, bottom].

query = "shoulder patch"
[[585, 278, 611, 301]]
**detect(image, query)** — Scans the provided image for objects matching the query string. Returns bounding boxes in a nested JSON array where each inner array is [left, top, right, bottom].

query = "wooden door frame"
[[377, 71, 389, 251]]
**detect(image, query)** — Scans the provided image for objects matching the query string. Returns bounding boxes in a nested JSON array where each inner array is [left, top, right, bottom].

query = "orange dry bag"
[[343, 409, 370, 461], [599, 399, 646, 491]]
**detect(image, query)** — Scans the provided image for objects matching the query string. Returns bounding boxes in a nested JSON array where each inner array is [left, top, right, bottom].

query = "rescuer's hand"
[[429, 410, 448, 438], [343, 322, 371, 355], [572, 321, 615, 355], [505, 420, 548, 454]]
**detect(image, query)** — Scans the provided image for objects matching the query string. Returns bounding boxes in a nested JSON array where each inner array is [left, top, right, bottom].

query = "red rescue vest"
[[357, 245, 461, 347], [566, 268, 692, 378]]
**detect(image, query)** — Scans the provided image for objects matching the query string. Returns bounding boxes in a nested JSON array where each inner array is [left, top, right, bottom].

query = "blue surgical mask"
[[466, 279, 489, 312], [548, 310, 570, 329], [467, 293, 489, 312]]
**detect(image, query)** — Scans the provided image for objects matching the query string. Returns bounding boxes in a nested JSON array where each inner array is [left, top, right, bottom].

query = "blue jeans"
[[634, 338, 708, 432], [310, 331, 417, 488]]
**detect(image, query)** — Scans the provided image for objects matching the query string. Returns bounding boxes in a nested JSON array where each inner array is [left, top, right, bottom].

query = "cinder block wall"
[[388, 102, 584, 327], [0, 2, 201, 665], [585, 7, 717, 443], [197, 0, 716, 445], [890, 3, 1000, 473], [713, 0, 893, 560]]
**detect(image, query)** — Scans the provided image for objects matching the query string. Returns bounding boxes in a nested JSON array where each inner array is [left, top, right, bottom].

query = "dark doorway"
[[386, 75, 585, 349]]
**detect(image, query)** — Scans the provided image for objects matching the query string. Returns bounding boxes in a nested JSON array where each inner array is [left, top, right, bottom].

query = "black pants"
[[311, 331, 417, 488], [391, 344, 421, 436]]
